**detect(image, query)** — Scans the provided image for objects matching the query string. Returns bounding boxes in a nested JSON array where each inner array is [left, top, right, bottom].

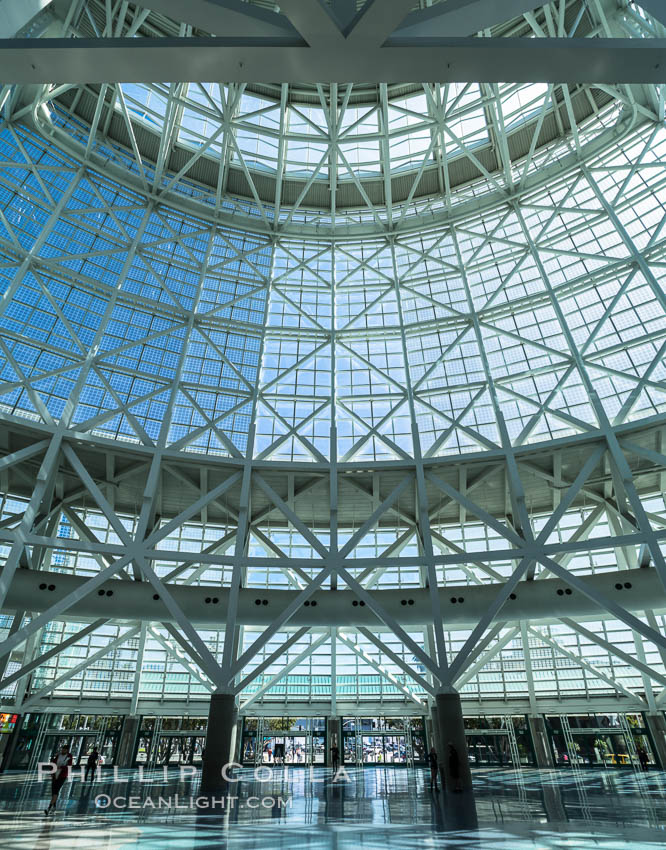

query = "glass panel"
[[181, 717, 207, 731], [287, 737, 307, 764], [312, 735, 325, 764], [100, 732, 118, 765], [343, 734, 356, 764], [383, 735, 406, 764], [272, 736, 286, 764], [262, 736, 275, 762], [634, 733, 656, 768], [241, 736, 256, 763], [135, 733, 152, 763], [362, 735, 381, 763], [466, 735, 512, 766], [412, 734, 426, 763]]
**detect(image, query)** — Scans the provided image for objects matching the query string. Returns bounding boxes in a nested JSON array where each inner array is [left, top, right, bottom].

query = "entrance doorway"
[[361, 734, 406, 764], [262, 735, 307, 764], [241, 717, 326, 766], [546, 713, 657, 768], [463, 715, 535, 767], [466, 734, 512, 766], [342, 716, 426, 765]]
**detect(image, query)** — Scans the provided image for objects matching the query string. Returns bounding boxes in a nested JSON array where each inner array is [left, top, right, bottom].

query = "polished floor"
[[0, 765, 664, 848]]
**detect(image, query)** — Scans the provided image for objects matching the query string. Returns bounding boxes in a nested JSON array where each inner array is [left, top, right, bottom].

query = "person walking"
[[330, 744, 340, 772], [84, 747, 100, 782], [427, 746, 440, 791], [44, 745, 73, 815]]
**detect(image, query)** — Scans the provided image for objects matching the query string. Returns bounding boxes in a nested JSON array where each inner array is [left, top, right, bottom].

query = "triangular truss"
[[0, 1, 665, 716]]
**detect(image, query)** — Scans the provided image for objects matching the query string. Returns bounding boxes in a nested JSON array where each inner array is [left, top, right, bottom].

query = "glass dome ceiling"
[[50, 79, 616, 215], [0, 0, 665, 714], [117, 80, 545, 178], [2, 75, 663, 460]]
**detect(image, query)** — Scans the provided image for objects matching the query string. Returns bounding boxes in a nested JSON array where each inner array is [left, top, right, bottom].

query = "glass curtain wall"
[[0, 63, 665, 716]]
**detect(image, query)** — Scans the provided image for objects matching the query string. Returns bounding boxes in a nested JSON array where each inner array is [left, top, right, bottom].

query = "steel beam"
[[4, 566, 663, 629], [1, 37, 666, 83]]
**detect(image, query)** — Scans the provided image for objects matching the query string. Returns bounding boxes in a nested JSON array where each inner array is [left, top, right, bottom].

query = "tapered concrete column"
[[436, 690, 472, 792], [645, 712, 666, 769], [201, 692, 238, 793], [528, 715, 553, 768], [116, 716, 140, 768]]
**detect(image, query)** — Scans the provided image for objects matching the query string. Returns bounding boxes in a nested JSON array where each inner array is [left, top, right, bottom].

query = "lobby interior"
[[1, 1, 666, 848]]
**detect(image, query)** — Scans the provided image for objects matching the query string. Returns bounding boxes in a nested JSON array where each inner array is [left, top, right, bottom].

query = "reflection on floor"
[[0, 766, 664, 848]]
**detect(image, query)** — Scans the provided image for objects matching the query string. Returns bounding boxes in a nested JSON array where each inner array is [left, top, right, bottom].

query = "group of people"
[[262, 740, 305, 764], [427, 742, 462, 793], [43, 745, 102, 816]]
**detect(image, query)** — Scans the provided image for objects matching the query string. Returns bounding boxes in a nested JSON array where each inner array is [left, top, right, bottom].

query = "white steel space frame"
[[0, 0, 665, 719]]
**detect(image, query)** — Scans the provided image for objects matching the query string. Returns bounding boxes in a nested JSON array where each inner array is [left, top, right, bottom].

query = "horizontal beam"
[[10, 693, 650, 716], [1, 37, 666, 83], [2, 567, 663, 629]]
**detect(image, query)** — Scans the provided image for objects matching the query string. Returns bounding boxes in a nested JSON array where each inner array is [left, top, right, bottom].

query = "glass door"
[[466, 734, 512, 766], [578, 732, 632, 767], [262, 734, 309, 764], [43, 733, 94, 765], [343, 733, 356, 765], [383, 735, 406, 764], [135, 733, 153, 764], [287, 735, 307, 764], [362, 735, 384, 763], [154, 735, 205, 765], [312, 734, 325, 764], [242, 735, 257, 764]]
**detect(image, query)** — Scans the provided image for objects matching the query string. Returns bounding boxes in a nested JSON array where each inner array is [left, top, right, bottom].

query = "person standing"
[[427, 746, 439, 791], [44, 745, 73, 815], [330, 744, 340, 772], [84, 747, 100, 782]]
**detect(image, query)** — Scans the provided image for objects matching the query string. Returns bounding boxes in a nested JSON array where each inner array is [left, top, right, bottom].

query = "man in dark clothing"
[[330, 745, 340, 772], [427, 746, 439, 791], [85, 747, 100, 782]]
